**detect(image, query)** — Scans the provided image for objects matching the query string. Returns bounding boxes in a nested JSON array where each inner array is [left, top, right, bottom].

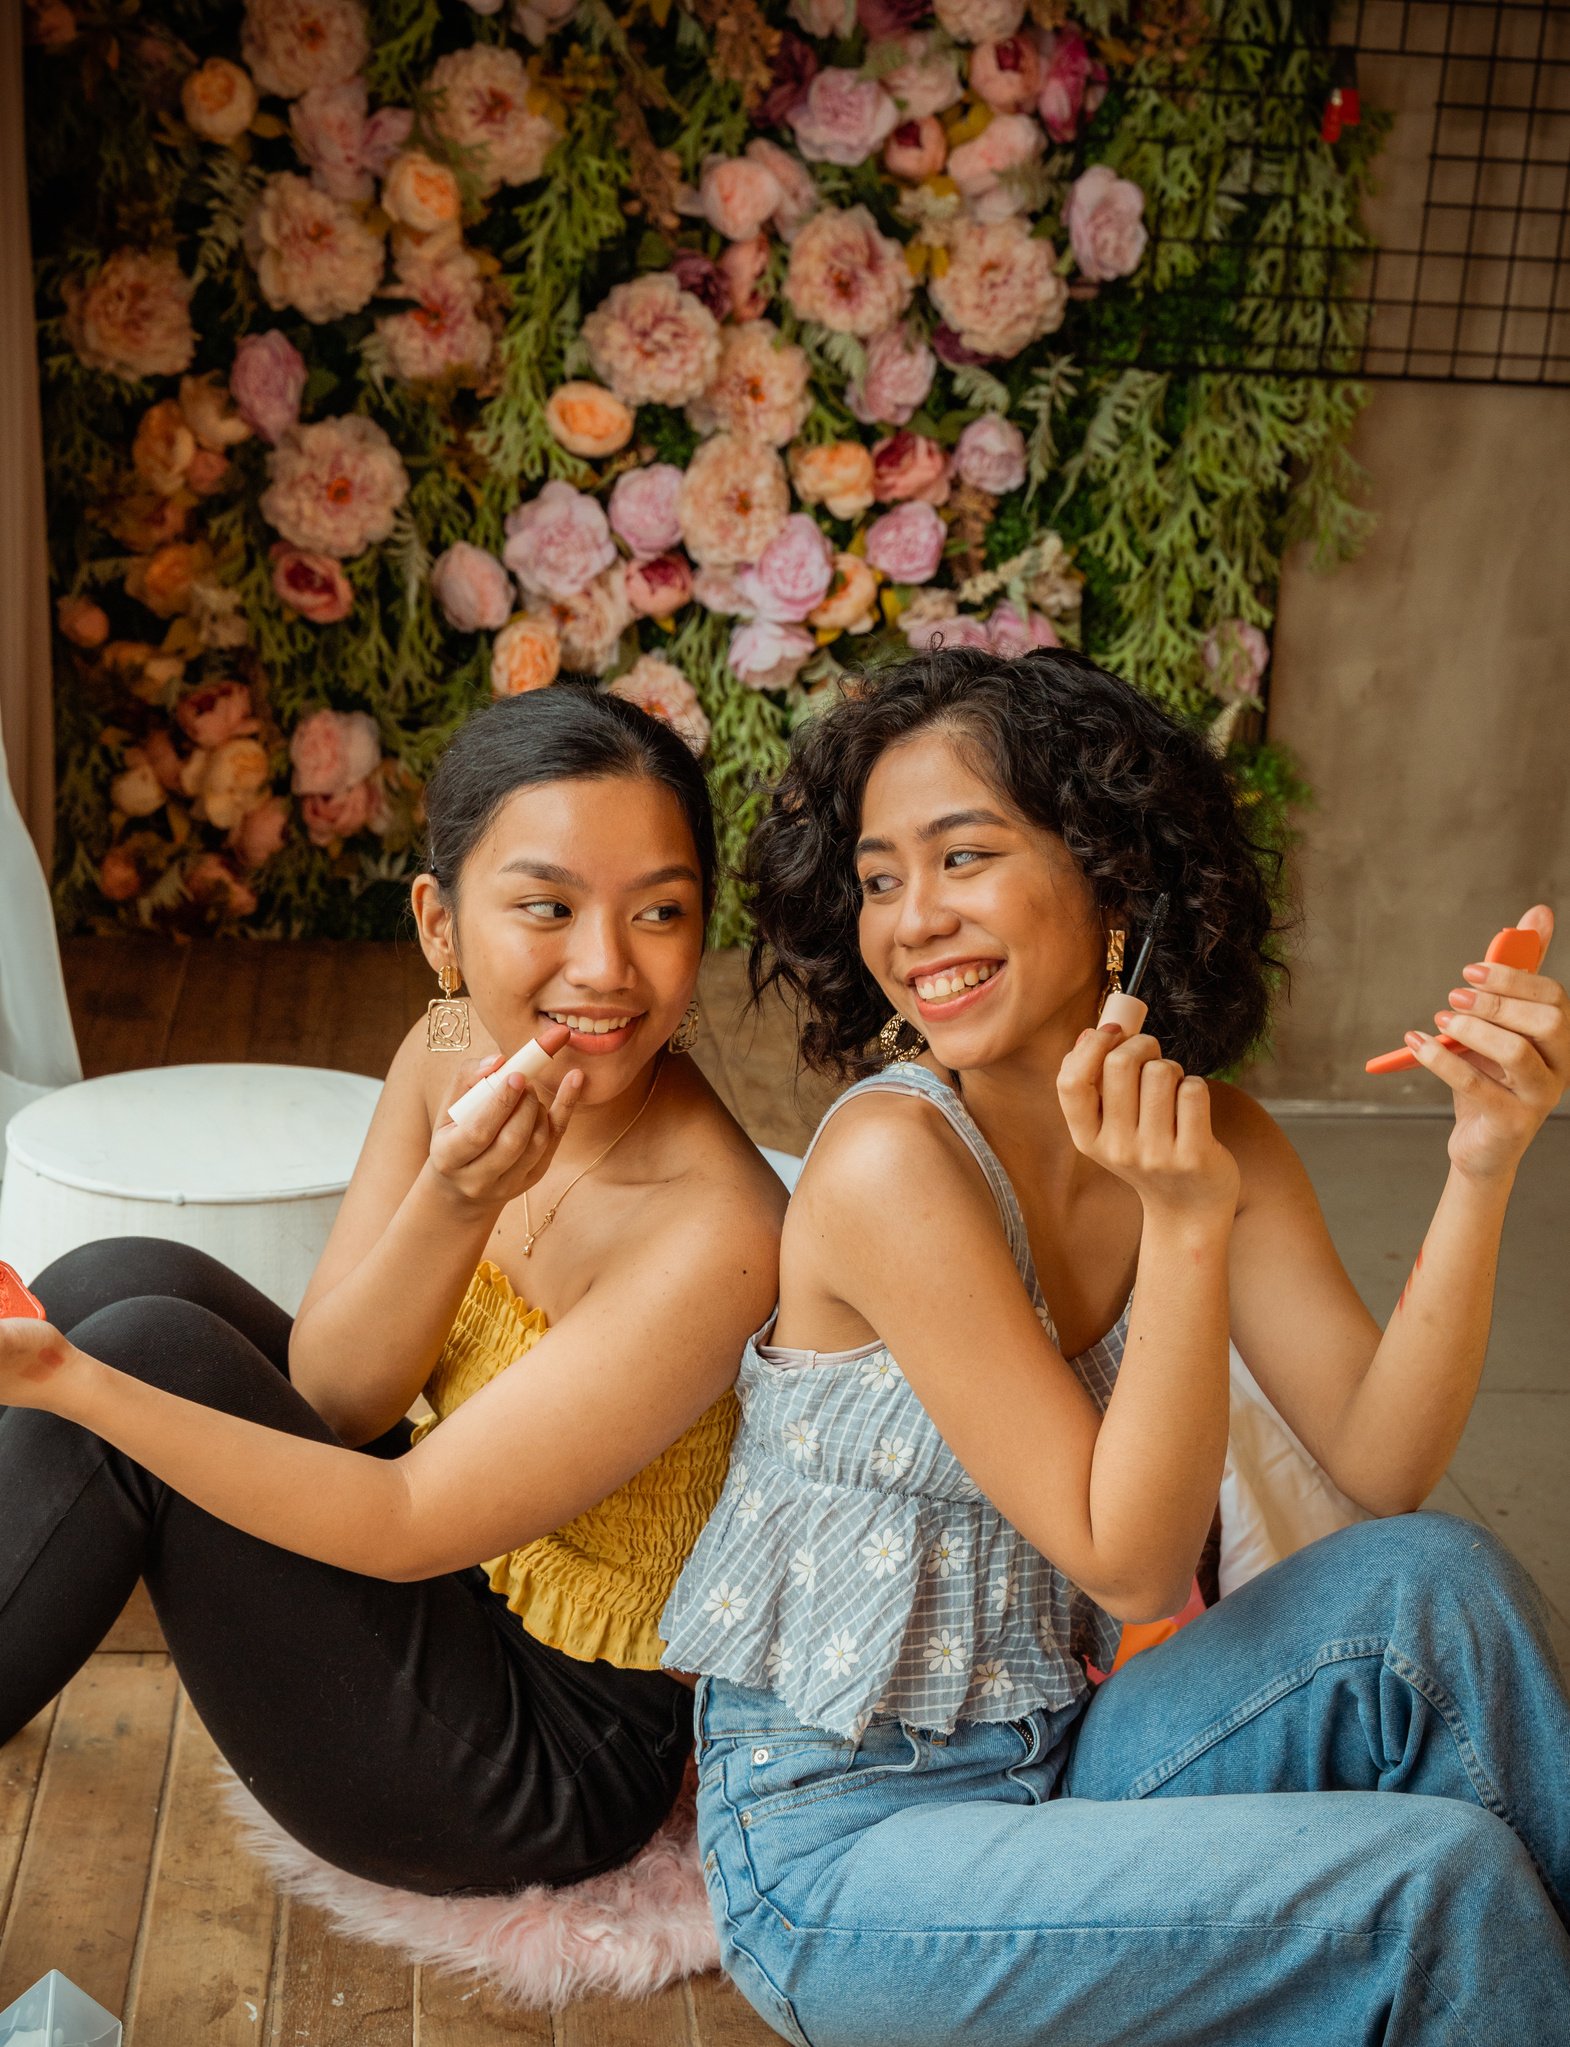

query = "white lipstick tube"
[[446, 1036, 558, 1135]]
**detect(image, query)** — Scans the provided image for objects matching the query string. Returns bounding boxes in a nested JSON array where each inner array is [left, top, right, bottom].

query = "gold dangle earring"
[[877, 1013, 926, 1065], [1104, 927, 1126, 997], [668, 998, 701, 1054], [426, 963, 471, 1051]]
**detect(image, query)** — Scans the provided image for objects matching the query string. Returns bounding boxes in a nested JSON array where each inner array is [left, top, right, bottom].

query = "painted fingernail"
[[1405, 1031, 1428, 1049], [1448, 988, 1476, 1008], [1098, 1022, 1123, 1036], [1462, 964, 1488, 984], [1435, 1011, 1455, 1028]]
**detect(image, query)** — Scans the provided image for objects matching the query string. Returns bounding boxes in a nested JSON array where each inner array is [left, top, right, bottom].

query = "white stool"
[[0, 1065, 382, 1314]]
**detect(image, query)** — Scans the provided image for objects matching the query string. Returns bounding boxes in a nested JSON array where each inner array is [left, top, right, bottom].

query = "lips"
[[908, 959, 1006, 1024], [539, 1009, 645, 1057]]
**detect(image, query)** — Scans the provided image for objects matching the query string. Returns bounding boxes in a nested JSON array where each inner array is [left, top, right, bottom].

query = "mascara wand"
[[1099, 892, 1170, 1035]]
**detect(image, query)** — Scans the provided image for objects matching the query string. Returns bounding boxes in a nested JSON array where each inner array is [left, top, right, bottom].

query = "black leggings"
[[0, 1238, 692, 1895]]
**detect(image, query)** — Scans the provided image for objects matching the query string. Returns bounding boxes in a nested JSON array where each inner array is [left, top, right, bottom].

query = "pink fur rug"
[[217, 1766, 721, 2008]]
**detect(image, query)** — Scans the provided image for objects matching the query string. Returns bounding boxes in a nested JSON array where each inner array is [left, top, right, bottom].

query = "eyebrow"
[[497, 858, 701, 891], [854, 809, 1012, 859]]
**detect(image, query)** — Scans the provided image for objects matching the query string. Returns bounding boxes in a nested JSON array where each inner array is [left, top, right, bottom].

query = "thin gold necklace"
[[520, 1052, 665, 1256]]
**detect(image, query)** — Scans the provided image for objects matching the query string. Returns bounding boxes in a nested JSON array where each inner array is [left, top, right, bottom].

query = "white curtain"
[[1, 7, 82, 1164]]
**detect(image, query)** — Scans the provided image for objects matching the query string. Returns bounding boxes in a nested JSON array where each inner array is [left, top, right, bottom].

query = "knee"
[[69, 1296, 283, 1416], [1342, 1510, 1541, 1627], [32, 1237, 241, 1328]]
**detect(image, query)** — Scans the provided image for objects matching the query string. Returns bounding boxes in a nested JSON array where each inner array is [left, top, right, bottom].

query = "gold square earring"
[[426, 964, 471, 1051], [1104, 928, 1126, 996], [668, 998, 700, 1054], [878, 1012, 926, 1065]]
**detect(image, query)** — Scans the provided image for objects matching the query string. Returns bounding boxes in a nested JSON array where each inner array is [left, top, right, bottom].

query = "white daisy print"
[[975, 1660, 1014, 1697], [735, 1489, 765, 1524], [822, 1629, 859, 1676], [872, 1434, 914, 1482], [764, 1637, 795, 1682], [704, 1583, 747, 1631], [859, 1354, 905, 1393], [925, 1630, 965, 1675], [926, 1529, 966, 1579], [992, 1570, 1016, 1616], [781, 1418, 820, 1463], [731, 1460, 749, 1488], [790, 1547, 818, 1591], [861, 1527, 907, 1578]]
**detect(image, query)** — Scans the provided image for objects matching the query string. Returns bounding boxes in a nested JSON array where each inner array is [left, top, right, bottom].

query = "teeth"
[[913, 962, 999, 1004], [545, 1013, 634, 1035]]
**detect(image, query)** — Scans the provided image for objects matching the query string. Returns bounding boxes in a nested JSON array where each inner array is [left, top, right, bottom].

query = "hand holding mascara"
[[1098, 893, 1170, 1036]]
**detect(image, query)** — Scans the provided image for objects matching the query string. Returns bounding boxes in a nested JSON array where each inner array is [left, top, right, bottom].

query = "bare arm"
[[4, 1190, 776, 1580]]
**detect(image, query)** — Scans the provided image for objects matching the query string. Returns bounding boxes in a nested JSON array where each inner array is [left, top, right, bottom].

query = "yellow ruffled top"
[[409, 1260, 738, 1671]]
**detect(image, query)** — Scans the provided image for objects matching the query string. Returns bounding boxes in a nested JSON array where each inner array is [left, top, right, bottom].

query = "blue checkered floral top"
[[660, 1063, 1127, 1738]]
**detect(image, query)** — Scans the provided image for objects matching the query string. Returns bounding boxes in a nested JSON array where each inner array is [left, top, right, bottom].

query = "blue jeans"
[[694, 1513, 1570, 2046]]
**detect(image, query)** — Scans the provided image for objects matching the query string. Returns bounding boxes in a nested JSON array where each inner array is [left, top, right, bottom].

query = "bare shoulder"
[[645, 1061, 789, 1259], [793, 1083, 985, 1228]]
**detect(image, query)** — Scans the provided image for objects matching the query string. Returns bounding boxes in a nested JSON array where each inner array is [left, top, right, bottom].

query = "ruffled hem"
[[488, 1555, 670, 1671]]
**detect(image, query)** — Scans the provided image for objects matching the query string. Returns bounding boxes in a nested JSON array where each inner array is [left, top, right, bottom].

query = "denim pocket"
[[702, 1839, 814, 2047], [738, 1720, 923, 1825]]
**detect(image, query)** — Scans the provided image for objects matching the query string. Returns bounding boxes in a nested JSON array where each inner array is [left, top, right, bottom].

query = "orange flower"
[[490, 615, 561, 696], [789, 440, 877, 522], [544, 382, 635, 459], [381, 151, 463, 241], [809, 553, 880, 635], [181, 56, 258, 145], [132, 400, 197, 496], [126, 541, 208, 619], [56, 594, 109, 649]]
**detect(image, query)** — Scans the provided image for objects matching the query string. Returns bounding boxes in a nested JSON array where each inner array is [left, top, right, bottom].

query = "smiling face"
[[855, 725, 1107, 1073], [414, 773, 705, 1105]]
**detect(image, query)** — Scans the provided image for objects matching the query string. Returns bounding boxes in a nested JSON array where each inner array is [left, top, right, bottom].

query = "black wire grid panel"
[[1094, 0, 1570, 383]]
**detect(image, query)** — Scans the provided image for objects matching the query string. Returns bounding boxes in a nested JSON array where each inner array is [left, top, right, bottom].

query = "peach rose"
[[381, 151, 463, 241], [302, 778, 377, 846], [718, 236, 771, 322], [698, 155, 784, 242], [99, 845, 144, 902], [262, 415, 410, 558], [182, 57, 258, 144], [185, 853, 260, 920], [65, 250, 195, 382], [132, 401, 196, 496], [809, 553, 879, 635], [677, 433, 790, 569], [928, 216, 1066, 358], [873, 430, 951, 505], [789, 440, 876, 521], [847, 324, 937, 427], [127, 542, 207, 618], [970, 35, 1040, 112], [1064, 164, 1148, 283], [625, 553, 693, 620], [57, 594, 109, 648], [744, 138, 820, 240], [430, 543, 514, 632], [545, 382, 635, 458], [272, 544, 355, 623], [230, 795, 291, 867], [100, 640, 186, 703], [884, 116, 946, 181], [427, 45, 561, 195], [948, 113, 1045, 223], [784, 204, 912, 338], [179, 373, 252, 452], [933, 0, 1024, 42], [687, 321, 812, 448], [490, 615, 561, 696], [290, 707, 381, 795], [176, 680, 259, 749], [536, 567, 633, 674], [108, 490, 192, 554], [244, 172, 385, 324], [583, 272, 722, 410], [189, 736, 273, 830], [606, 655, 711, 757], [111, 754, 167, 818], [241, 0, 367, 98], [377, 245, 492, 384]]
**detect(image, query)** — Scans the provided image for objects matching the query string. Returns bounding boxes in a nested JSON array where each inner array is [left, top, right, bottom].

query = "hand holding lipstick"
[[429, 1023, 584, 1211], [1394, 904, 1570, 1185]]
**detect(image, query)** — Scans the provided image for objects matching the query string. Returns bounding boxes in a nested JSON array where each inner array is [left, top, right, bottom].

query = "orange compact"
[[1366, 925, 1546, 1075], [0, 1260, 47, 1320]]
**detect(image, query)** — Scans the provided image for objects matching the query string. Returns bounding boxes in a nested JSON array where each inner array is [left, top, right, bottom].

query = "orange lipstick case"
[[1366, 925, 1545, 1074], [0, 1260, 47, 1320]]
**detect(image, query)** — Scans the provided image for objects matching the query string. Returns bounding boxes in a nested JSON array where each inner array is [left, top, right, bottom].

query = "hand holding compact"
[[1057, 1023, 1239, 1221], [0, 1300, 81, 1414], [429, 1023, 583, 1211]]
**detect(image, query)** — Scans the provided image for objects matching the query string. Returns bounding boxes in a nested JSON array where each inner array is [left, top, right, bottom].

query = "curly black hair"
[[746, 644, 1286, 1079]]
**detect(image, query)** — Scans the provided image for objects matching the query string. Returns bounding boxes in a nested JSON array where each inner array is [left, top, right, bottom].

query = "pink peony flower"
[[381, 151, 463, 242], [64, 250, 194, 381], [785, 205, 912, 338], [928, 217, 1066, 358], [57, 594, 110, 648], [430, 543, 514, 631], [182, 57, 258, 144], [230, 330, 307, 444], [877, 32, 965, 119], [244, 171, 384, 323], [176, 681, 259, 753], [271, 544, 354, 622], [1036, 23, 1107, 145], [986, 599, 1058, 655], [491, 615, 560, 695], [677, 433, 790, 569], [728, 621, 816, 692], [607, 655, 710, 757], [186, 852, 261, 919], [691, 566, 748, 616], [789, 439, 876, 520], [1202, 619, 1270, 698], [970, 35, 1040, 111], [948, 112, 1045, 223], [719, 236, 771, 321], [884, 116, 946, 181], [865, 499, 946, 583], [377, 245, 493, 382], [809, 552, 879, 634], [301, 777, 379, 846], [847, 322, 936, 426], [698, 155, 783, 242], [903, 606, 991, 651], [873, 430, 951, 505], [954, 414, 1027, 494], [427, 45, 560, 194], [231, 795, 291, 867], [744, 138, 820, 240], [290, 80, 385, 203], [242, 0, 367, 98], [290, 706, 381, 795], [788, 69, 899, 167], [625, 553, 693, 620], [1064, 164, 1148, 282], [688, 321, 812, 447], [261, 415, 410, 557], [735, 514, 835, 623], [583, 272, 722, 409], [933, 0, 1023, 42], [608, 464, 685, 558], [503, 480, 616, 603], [536, 567, 633, 674], [361, 104, 413, 178]]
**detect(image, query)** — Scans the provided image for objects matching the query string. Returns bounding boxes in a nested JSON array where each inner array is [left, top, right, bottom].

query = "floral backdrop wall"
[[25, 0, 1383, 942]]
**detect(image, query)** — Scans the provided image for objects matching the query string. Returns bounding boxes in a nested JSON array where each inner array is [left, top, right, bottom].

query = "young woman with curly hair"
[[660, 645, 1570, 2045]]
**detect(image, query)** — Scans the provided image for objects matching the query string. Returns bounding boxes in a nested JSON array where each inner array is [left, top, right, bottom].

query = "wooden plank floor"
[[1, 937, 830, 2045]]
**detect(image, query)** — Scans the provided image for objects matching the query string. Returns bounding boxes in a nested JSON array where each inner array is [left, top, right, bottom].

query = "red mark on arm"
[[1396, 1245, 1425, 1316], [20, 1341, 67, 1382]]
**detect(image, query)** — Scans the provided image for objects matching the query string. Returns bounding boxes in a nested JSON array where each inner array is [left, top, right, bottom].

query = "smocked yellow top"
[[409, 1261, 738, 1670]]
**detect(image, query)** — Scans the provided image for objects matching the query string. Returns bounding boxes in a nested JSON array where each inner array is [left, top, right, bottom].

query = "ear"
[[410, 872, 457, 974]]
